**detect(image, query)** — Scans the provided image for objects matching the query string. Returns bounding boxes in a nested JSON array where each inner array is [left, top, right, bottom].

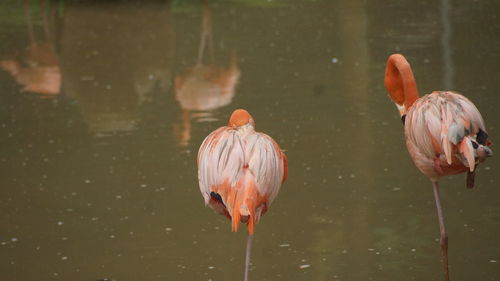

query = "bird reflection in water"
[[0, 0, 61, 96], [174, 0, 240, 146], [60, 1, 174, 137]]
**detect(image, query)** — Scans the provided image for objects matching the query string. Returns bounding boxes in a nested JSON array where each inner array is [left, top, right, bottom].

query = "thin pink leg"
[[432, 181, 450, 281], [244, 234, 253, 281]]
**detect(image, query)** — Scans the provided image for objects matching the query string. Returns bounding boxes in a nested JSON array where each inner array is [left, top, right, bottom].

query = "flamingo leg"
[[432, 181, 450, 281], [244, 234, 253, 281]]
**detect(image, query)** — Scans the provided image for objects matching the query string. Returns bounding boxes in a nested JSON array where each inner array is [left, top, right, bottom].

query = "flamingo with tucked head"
[[384, 54, 493, 281], [197, 109, 287, 281]]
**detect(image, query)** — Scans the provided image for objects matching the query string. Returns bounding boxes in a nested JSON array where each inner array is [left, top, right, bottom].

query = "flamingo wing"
[[245, 132, 287, 206], [197, 127, 244, 206], [407, 91, 490, 173]]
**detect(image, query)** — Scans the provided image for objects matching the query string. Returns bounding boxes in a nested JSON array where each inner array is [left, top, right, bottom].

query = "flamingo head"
[[228, 109, 255, 130]]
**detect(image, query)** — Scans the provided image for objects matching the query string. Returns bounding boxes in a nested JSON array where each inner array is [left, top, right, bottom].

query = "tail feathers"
[[458, 137, 475, 172], [227, 177, 267, 235]]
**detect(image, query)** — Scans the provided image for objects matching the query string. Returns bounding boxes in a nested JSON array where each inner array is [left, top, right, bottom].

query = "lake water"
[[0, 1, 499, 281]]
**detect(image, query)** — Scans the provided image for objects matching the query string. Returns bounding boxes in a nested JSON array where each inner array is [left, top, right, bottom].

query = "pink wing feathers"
[[197, 126, 287, 234], [198, 127, 245, 204], [405, 91, 491, 178]]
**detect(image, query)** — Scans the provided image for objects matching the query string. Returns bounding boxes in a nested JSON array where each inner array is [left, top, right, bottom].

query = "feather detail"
[[282, 153, 288, 184], [198, 121, 286, 234], [404, 91, 492, 179], [458, 137, 475, 172]]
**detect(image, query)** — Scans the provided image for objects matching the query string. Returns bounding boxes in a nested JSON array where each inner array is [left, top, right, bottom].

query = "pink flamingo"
[[384, 54, 493, 281], [197, 109, 288, 281]]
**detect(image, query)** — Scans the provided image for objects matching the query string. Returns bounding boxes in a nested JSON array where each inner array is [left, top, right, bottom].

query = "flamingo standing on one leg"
[[384, 54, 493, 281], [197, 109, 288, 281]]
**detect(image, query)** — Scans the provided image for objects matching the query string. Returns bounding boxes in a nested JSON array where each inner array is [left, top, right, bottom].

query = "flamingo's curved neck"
[[384, 54, 419, 110]]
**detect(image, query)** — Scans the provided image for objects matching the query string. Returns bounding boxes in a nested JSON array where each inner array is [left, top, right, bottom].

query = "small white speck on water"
[[279, 244, 290, 247], [411, 248, 416, 252], [392, 187, 401, 191], [338, 175, 343, 179], [165, 227, 172, 232], [61, 256, 68, 261], [331, 57, 339, 63], [484, 166, 491, 170], [342, 249, 348, 254], [84, 179, 91, 184], [57, 221, 64, 226], [489, 260, 497, 263], [11, 238, 17, 242], [368, 248, 374, 252], [140, 184, 147, 188], [109, 235, 115, 239], [208, 266, 215, 270], [115, 195, 122, 199], [299, 264, 311, 269]]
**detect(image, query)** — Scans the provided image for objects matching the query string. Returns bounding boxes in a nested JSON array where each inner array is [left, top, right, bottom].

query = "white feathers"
[[198, 127, 245, 204], [245, 133, 284, 205], [197, 126, 285, 207], [405, 91, 488, 175]]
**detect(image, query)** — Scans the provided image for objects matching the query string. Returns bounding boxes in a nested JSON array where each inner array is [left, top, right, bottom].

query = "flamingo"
[[384, 54, 493, 281], [197, 109, 288, 281]]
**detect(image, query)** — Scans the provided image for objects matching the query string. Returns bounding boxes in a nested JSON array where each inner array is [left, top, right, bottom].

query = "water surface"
[[1, 1, 499, 281]]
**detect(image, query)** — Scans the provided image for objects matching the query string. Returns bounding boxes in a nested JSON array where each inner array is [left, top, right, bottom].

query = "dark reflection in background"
[[0, 1, 499, 281], [1, 0, 61, 96], [61, 1, 174, 136], [174, 1, 240, 146]]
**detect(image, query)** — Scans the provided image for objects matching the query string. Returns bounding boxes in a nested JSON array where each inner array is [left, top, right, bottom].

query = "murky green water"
[[1, 1, 499, 281]]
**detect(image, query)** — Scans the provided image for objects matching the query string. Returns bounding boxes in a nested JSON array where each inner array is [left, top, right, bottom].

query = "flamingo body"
[[197, 109, 287, 235], [404, 91, 492, 182]]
